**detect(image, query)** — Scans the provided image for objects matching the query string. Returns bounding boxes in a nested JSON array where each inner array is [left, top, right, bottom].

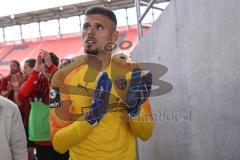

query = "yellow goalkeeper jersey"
[[49, 55, 154, 160]]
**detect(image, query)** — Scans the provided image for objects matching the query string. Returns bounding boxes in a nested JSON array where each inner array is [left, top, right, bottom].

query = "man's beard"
[[85, 48, 99, 55]]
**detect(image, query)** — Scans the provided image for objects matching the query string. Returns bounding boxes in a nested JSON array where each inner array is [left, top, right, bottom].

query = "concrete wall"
[[132, 0, 240, 160]]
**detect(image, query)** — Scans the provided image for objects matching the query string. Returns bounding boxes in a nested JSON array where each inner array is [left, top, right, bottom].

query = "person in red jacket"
[[1, 60, 22, 101], [17, 50, 68, 160]]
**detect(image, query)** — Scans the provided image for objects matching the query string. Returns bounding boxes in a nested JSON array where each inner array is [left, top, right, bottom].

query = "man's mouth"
[[85, 37, 96, 45]]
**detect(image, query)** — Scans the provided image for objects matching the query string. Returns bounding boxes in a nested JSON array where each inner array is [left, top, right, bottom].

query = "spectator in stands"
[[12, 58, 36, 160], [0, 95, 27, 160], [1, 60, 22, 101], [50, 6, 153, 160], [17, 51, 68, 160], [60, 58, 71, 69], [23, 59, 36, 78]]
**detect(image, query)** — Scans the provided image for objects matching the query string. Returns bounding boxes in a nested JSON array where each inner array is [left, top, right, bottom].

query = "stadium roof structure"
[[0, 0, 169, 28]]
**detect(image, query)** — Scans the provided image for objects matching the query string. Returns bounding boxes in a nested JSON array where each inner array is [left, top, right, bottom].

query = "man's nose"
[[87, 27, 95, 36]]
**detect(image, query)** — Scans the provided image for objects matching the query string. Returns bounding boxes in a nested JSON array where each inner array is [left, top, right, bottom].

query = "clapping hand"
[[85, 72, 112, 125], [125, 69, 152, 116]]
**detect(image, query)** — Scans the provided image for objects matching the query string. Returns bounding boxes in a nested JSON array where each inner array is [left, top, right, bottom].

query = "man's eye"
[[83, 25, 90, 30], [96, 25, 104, 30]]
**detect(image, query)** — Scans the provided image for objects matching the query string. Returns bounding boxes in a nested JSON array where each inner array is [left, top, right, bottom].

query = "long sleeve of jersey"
[[129, 99, 154, 141], [18, 65, 57, 102], [18, 70, 39, 102], [50, 108, 94, 153], [49, 61, 97, 153], [48, 64, 58, 74]]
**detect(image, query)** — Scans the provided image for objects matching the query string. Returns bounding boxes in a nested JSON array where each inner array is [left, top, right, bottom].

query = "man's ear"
[[112, 31, 119, 42]]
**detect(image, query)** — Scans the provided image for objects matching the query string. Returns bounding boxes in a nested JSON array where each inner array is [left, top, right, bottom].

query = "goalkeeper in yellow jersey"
[[49, 6, 154, 160]]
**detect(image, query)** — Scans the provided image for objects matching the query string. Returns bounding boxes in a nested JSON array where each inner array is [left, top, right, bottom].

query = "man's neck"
[[87, 51, 111, 71], [97, 52, 111, 71]]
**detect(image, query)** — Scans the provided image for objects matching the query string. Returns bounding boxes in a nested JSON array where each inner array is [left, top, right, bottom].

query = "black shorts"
[[35, 144, 69, 160]]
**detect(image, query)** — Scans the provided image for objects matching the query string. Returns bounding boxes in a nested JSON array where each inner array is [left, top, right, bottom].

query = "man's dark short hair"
[[25, 59, 36, 68], [49, 52, 59, 66], [85, 6, 117, 26]]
